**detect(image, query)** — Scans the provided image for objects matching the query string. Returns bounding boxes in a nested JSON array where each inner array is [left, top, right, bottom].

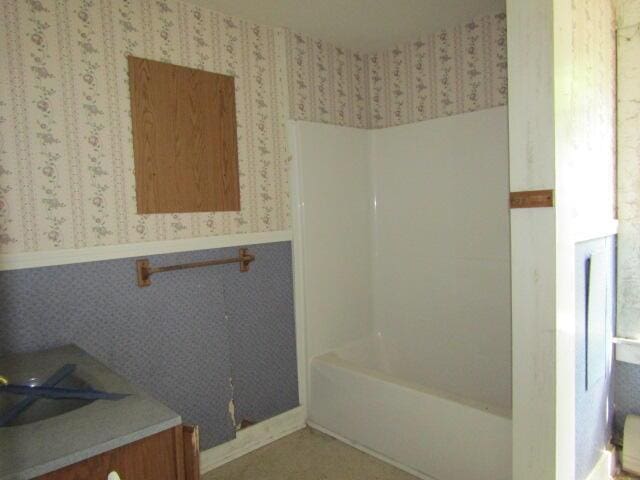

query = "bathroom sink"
[[1, 345, 181, 480], [0, 374, 95, 427]]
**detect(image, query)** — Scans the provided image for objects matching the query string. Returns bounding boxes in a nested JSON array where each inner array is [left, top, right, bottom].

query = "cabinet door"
[[38, 427, 185, 480]]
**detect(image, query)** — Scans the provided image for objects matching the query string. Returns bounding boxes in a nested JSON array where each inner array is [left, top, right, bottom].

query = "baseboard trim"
[[200, 406, 306, 474], [306, 421, 437, 480], [0, 230, 292, 271]]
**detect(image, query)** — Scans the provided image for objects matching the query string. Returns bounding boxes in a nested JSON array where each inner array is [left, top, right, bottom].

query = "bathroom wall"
[[556, 2, 617, 478], [370, 106, 511, 411], [574, 236, 615, 480], [616, 0, 640, 339], [0, 0, 508, 256], [615, 0, 640, 451], [0, 0, 290, 252], [289, 122, 372, 361], [0, 0, 372, 254], [510, 0, 617, 476], [367, 12, 507, 128], [615, 0, 640, 450], [285, 33, 370, 129], [0, 0, 511, 460], [0, 241, 298, 450], [286, 10, 508, 130]]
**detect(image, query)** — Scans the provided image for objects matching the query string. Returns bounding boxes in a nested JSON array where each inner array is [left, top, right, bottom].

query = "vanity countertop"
[[0, 345, 181, 480]]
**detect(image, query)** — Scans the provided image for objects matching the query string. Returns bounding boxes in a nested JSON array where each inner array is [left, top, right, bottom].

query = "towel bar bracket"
[[136, 248, 255, 287]]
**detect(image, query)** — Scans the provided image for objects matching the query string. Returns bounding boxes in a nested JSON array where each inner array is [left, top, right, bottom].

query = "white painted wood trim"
[[307, 422, 437, 480], [0, 230, 292, 271], [200, 406, 306, 474], [585, 448, 614, 480], [287, 120, 310, 412], [614, 337, 640, 365], [573, 219, 619, 243], [507, 0, 558, 476]]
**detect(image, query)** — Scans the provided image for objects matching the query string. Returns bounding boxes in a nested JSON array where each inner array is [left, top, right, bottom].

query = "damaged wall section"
[[0, 241, 299, 450]]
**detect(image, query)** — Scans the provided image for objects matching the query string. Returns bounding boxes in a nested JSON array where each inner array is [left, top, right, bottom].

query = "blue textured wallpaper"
[[0, 241, 298, 450], [575, 236, 615, 480]]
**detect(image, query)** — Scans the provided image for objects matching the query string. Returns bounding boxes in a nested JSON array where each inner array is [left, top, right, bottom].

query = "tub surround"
[[320, 336, 511, 418], [291, 106, 511, 479], [0, 345, 181, 480], [370, 107, 511, 409], [310, 344, 511, 480]]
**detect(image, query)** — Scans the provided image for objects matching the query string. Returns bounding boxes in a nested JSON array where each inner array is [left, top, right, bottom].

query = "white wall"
[[289, 122, 373, 362], [507, 0, 618, 478], [553, 0, 617, 477], [370, 107, 511, 411], [617, 0, 640, 339], [506, 0, 558, 477]]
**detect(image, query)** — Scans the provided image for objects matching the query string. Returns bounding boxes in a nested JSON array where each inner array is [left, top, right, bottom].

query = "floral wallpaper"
[[285, 31, 370, 129], [367, 12, 507, 128], [0, 1, 508, 254], [0, 0, 291, 253], [284, 12, 508, 130]]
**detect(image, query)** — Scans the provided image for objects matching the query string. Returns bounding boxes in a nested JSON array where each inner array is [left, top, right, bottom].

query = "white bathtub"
[[308, 336, 512, 480]]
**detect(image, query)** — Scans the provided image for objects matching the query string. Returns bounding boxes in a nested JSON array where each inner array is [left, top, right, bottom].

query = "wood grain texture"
[[129, 56, 240, 214], [182, 425, 200, 480], [509, 189, 554, 209], [37, 427, 185, 480], [174, 426, 186, 480]]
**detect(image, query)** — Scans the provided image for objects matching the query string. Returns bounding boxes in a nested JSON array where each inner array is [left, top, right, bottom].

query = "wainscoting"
[[0, 241, 299, 450]]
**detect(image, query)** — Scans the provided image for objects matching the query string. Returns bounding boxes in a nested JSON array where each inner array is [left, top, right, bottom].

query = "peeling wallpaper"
[[367, 12, 507, 128], [0, 1, 508, 255]]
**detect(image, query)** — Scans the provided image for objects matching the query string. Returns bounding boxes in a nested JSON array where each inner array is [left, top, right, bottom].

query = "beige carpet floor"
[[201, 428, 419, 480]]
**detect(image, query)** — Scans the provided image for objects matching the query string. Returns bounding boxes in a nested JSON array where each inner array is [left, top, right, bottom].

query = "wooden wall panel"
[[128, 57, 240, 214]]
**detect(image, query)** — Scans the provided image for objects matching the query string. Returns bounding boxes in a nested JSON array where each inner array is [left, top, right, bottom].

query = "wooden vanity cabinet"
[[37, 425, 199, 480]]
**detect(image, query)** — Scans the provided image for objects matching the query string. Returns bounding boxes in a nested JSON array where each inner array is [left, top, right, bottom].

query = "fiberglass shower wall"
[[370, 106, 511, 412], [291, 105, 511, 413]]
